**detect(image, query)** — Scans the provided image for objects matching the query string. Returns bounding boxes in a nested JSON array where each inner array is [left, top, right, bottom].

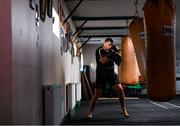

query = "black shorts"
[[95, 71, 120, 89]]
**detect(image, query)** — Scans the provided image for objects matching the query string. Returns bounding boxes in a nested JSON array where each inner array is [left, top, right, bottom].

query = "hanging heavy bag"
[[144, 0, 176, 101], [47, 0, 53, 18], [129, 18, 146, 80], [39, 0, 46, 22], [119, 35, 141, 85]]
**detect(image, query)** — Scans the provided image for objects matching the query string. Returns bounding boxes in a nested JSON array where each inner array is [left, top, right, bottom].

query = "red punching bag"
[[144, 0, 176, 101]]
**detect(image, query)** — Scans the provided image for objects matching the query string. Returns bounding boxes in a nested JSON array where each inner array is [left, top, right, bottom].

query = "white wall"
[[11, 0, 42, 124], [0, 0, 81, 124], [60, 0, 81, 114], [83, 44, 101, 83]]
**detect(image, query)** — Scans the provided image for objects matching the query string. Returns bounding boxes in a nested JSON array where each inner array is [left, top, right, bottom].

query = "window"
[[52, 8, 60, 38]]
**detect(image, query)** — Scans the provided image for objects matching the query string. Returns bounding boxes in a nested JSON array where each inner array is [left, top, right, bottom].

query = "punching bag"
[[47, 0, 53, 18], [144, 0, 176, 101], [40, 0, 47, 22], [119, 35, 141, 85], [129, 18, 146, 80]]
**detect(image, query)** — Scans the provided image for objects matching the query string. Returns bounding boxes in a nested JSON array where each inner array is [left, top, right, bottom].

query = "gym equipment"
[[113, 53, 122, 66], [129, 18, 146, 80], [144, 0, 176, 101], [108, 45, 122, 66], [119, 35, 140, 85], [47, 0, 53, 18], [40, 0, 46, 22]]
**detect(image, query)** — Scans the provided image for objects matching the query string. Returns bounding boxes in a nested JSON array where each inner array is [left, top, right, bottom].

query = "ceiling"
[[64, 0, 180, 45], [64, 0, 146, 44]]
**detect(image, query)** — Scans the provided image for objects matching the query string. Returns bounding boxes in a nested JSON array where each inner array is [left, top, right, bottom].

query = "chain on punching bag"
[[129, 18, 146, 80], [119, 35, 141, 85], [144, 0, 176, 101]]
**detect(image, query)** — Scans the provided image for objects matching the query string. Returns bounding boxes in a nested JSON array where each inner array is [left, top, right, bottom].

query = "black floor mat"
[[62, 96, 180, 125]]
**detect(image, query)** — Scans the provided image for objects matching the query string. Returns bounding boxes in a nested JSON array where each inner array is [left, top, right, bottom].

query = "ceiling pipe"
[[72, 16, 137, 21], [79, 37, 91, 49], [73, 20, 87, 36], [76, 26, 128, 30], [79, 34, 125, 38], [64, 0, 83, 23]]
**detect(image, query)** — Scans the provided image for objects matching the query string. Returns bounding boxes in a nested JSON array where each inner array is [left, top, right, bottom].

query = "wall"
[[174, 0, 180, 92], [39, 9, 63, 85], [0, 0, 13, 124], [11, 0, 43, 124], [60, 0, 81, 117], [0, 0, 81, 124], [83, 44, 101, 83]]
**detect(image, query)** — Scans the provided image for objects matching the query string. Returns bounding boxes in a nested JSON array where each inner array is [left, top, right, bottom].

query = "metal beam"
[[79, 37, 91, 49], [79, 34, 125, 38], [76, 26, 128, 30], [77, 30, 84, 37], [64, 0, 83, 23], [72, 16, 137, 21], [73, 20, 87, 36]]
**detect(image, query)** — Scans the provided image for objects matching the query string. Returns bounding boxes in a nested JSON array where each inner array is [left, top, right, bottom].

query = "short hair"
[[104, 38, 114, 44]]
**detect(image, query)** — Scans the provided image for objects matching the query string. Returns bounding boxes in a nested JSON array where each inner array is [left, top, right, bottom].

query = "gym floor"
[[62, 96, 180, 125]]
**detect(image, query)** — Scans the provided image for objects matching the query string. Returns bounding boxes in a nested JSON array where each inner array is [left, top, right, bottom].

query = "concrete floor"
[[62, 96, 180, 125]]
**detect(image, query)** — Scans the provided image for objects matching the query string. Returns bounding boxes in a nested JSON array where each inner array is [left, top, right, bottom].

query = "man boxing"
[[86, 38, 129, 118]]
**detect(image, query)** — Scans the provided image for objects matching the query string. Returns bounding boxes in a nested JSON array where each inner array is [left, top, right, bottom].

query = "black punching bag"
[[47, 0, 53, 18], [144, 0, 176, 101]]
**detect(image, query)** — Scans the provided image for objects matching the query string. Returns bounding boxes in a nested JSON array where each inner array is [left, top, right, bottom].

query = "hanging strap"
[[134, 0, 139, 17]]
